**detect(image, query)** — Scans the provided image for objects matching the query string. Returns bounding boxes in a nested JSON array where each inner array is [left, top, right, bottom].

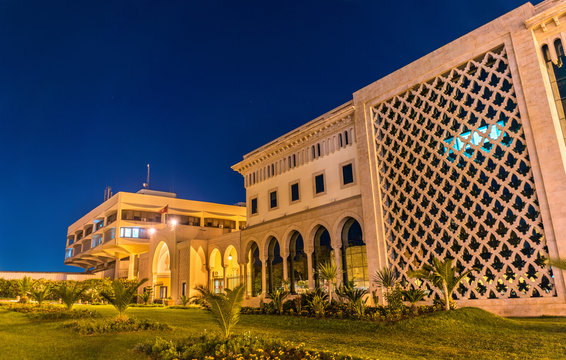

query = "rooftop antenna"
[[143, 164, 150, 189], [104, 186, 113, 201]]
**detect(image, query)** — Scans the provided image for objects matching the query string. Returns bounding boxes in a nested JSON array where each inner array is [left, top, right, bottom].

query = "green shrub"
[[135, 333, 366, 360], [0, 303, 100, 320], [65, 316, 170, 335], [129, 303, 165, 308], [282, 299, 296, 313]]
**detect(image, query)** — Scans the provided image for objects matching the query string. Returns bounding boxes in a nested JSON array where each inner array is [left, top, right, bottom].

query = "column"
[[114, 255, 121, 280], [261, 259, 267, 297], [306, 250, 314, 290], [223, 265, 228, 291], [334, 247, 342, 288], [128, 254, 136, 280], [282, 255, 288, 291]]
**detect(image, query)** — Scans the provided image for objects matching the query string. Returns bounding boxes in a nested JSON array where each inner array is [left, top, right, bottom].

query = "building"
[[230, 0, 566, 316], [65, 189, 246, 299], [66, 0, 566, 315]]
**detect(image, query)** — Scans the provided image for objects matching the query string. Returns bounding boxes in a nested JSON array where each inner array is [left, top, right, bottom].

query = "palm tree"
[[409, 257, 474, 311], [317, 261, 337, 304], [54, 282, 87, 310], [373, 267, 399, 307], [30, 284, 50, 306], [17, 276, 33, 304], [193, 283, 245, 338], [101, 278, 147, 316], [267, 288, 289, 314], [336, 285, 368, 317]]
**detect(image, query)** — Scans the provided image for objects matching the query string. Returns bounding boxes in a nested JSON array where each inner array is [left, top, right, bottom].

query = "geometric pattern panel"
[[371, 46, 556, 300]]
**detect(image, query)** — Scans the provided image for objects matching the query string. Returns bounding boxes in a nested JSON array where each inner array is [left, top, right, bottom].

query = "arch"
[[209, 248, 224, 293], [152, 241, 171, 300], [282, 226, 304, 256], [190, 246, 207, 292], [339, 217, 369, 289], [265, 236, 283, 293], [224, 245, 240, 290], [245, 240, 262, 297], [332, 212, 364, 247], [261, 231, 281, 259], [309, 224, 333, 289], [287, 230, 308, 294]]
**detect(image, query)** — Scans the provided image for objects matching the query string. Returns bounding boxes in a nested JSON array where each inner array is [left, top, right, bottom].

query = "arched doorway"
[[266, 236, 283, 293], [340, 218, 368, 289], [288, 231, 308, 294], [209, 248, 224, 293], [246, 241, 262, 296], [224, 246, 240, 290], [312, 225, 333, 289], [153, 242, 171, 300]]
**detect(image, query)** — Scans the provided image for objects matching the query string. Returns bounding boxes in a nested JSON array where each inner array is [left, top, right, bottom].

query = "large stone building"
[[67, 0, 566, 315]]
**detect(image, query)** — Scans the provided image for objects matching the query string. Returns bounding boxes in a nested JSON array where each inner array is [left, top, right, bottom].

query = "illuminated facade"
[[65, 0, 566, 315], [231, 0, 566, 315], [65, 190, 246, 300]]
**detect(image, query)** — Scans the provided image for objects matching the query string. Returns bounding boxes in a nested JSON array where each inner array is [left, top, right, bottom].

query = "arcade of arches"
[[146, 215, 369, 301]]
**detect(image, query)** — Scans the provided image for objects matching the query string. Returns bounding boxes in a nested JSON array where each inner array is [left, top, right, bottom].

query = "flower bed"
[[135, 333, 367, 360]]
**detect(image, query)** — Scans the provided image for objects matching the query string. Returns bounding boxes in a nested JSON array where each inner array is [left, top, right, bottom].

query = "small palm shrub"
[[30, 284, 50, 306], [409, 257, 474, 311], [54, 282, 86, 310], [401, 288, 426, 313], [337, 286, 368, 318], [65, 316, 170, 335], [267, 288, 289, 314], [317, 261, 337, 303], [101, 278, 148, 316], [17, 277, 33, 304], [193, 283, 245, 338], [308, 294, 327, 317], [139, 287, 152, 305], [180, 295, 191, 307]]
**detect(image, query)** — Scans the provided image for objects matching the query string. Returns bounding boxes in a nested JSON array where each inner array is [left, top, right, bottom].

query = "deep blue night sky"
[[0, 0, 541, 272]]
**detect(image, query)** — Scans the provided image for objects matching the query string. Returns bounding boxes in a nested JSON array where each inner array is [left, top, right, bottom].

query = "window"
[[293, 154, 296, 167], [121, 210, 161, 223], [344, 131, 349, 145], [312, 146, 316, 159], [317, 143, 321, 157], [182, 282, 187, 297], [120, 227, 150, 239], [159, 286, 167, 299], [338, 133, 343, 147], [342, 163, 354, 185], [315, 174, 325, 194], [251, 198, 258, 215], [269, 190, 278, 209], [165, 214, 200, 226], [290, 182, 300, 202], [204, 218, 236, 229]]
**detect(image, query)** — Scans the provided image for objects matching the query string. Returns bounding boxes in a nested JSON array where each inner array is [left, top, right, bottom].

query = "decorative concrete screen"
[[371, 46, 555, 300]]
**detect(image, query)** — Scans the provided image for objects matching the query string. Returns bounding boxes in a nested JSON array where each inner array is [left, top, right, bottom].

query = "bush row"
[[135, 333, 367, 360], [65, 316, 171, 335], [0, 303, 101, 320], [0, 278, 139, 304]]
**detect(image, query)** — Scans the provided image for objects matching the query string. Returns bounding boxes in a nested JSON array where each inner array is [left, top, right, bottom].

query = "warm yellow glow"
[[170, 219, 178, 226], [149, 228, 156, 235]]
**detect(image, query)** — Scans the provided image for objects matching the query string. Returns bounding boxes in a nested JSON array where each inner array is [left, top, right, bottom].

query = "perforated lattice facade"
[[371, 46, 556, 300]]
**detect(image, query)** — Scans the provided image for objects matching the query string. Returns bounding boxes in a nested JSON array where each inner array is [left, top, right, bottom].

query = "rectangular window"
[[345, 131, 349, 145], [182, 282, 187, 296], [342, 163, 354, 185], [270, 191, 277, 209], [251, 198, 258, 214], [160, 286, 167, 299], [291, 183, 300, 202], [315, 174, 325, 194]]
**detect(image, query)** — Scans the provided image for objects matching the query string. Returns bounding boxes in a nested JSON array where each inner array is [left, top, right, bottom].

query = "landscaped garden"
[[2, 258, 566, 359]]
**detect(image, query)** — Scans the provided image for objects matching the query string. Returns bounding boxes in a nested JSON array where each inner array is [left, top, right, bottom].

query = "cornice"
[[525, 0, 566, 31], [232, 101, 355, 174]]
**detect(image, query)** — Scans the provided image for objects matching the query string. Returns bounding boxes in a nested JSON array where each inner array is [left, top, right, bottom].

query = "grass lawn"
[[0, 305, 565, 359]]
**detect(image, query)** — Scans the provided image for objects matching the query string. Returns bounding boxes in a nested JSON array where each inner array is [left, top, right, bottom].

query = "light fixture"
[[149, 228, 156, 235], [170, 219, 178, 226], [228, 255, 233, 261]]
